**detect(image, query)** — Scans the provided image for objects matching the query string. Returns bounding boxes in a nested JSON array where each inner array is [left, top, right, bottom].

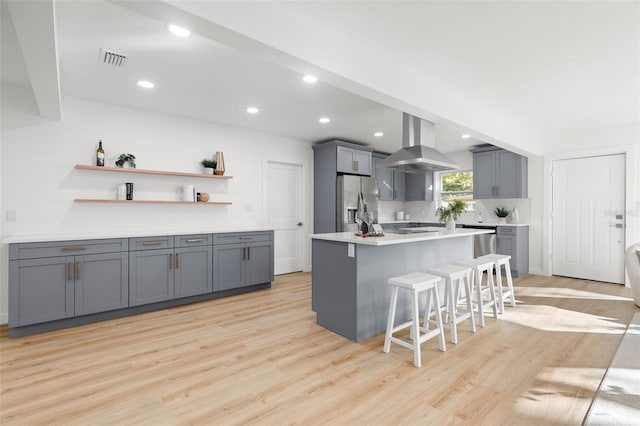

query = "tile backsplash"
[[379, 198, 531, 224]]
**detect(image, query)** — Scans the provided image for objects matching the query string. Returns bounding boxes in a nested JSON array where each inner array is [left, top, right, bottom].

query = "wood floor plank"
[[0, 272, 635, 425]]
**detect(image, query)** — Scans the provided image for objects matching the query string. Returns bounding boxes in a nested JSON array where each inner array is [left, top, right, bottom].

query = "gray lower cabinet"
[[8, 232, 272, 335], [213, 232, 274, 291], [174, 245, 213, 298], [129, 234, 213, 305], [496, 226, 529, 277], [75, 252, 128, 316], [405, 172, 433, 201], [8, 239, 129, 327], [129, 248, 174, 306], [9, 256, 74, 326]]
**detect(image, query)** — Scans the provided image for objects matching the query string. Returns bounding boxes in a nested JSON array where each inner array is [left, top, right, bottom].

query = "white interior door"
[[266, 161, 304, 275], [552, 154, 626, 284]]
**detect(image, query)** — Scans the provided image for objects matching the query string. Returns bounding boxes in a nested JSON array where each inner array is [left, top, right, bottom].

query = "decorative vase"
[[214, 152, 225, 176], [446, 216, 456, 230], [509, 207, 519, 224]]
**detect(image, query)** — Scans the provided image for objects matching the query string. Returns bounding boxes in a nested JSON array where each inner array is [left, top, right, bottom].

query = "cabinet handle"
[[76, 261, 81, 280], [242, 247, 246, 260], [63, 246, 86, 251], [143, 241, 163, 246], [247, 247, 250, 260], [169, 253, 173, 269], [496, 186, 499, 196], [175, 253, 180, 269], [239, 236, 253, 240], [186, 238, 203, 243], [67, 262, 73, 281]]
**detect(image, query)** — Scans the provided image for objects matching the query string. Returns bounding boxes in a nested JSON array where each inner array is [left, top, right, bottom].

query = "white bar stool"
[[477, 254, 516, 314], [426, 264, 476, 344], [455, 258, 498, 327], [383, 272, 446, 367]]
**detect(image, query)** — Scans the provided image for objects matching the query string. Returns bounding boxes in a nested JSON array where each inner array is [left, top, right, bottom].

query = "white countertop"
[[381, 220, 529, 227], [310, 228, 494, 246], [462, 222, 529, 227], [3, 227, 274, 244]]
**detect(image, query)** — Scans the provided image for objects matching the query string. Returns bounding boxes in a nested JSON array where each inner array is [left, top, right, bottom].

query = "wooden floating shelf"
[[75, 164, 233, 179], [75, 199, 232, 205]]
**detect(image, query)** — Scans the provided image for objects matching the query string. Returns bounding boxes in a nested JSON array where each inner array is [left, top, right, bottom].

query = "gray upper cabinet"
[[372, 153, 405, 201], [337, 146, 372, 176], [405, 172, 433, 202], [8, 239, 128, 327], [471, 147, 528, 199], [213, 232, 274, 292]]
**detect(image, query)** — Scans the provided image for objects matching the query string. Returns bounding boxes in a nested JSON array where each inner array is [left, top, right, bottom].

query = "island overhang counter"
[[310, 228, 494, 342]]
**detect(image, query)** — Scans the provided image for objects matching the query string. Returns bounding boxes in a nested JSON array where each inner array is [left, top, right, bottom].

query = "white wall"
[[0, 84, 314, 324]]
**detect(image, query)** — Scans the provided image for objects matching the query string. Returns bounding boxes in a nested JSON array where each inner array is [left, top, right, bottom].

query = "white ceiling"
[[2, 1, 638, 157]]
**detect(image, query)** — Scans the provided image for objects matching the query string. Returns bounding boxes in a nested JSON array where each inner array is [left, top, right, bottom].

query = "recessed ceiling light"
[[303, 75, 318, 84], [461, 134, 471, 139], [168, 24, 191, 37], [374, 132, 384, 137], [137, 80, 154, 89], [319, 117, 330, 124], [246, 107, 259, 114]]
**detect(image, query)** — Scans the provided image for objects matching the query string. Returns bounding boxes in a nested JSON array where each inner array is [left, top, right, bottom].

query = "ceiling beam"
[[7, 0, 62, 120]]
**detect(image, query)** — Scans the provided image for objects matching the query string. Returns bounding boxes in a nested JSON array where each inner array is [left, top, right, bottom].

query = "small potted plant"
[[115, 153, 136, 169], [494, 206, 510, 223], [200, 159, 217, 175], [436, 199, 468, 230]]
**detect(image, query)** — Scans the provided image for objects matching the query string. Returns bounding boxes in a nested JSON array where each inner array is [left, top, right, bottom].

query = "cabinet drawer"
[[175, 234, 212, 248], [9, 239, 128, 260], [213, 232, 273, 245], [129, 236, 174, 251], [497, 226, 515, 235]]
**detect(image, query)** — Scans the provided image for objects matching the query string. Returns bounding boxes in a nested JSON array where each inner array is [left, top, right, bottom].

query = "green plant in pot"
[[436, 199, 468, 230], [115, 153, 136, 168], [200, 159, 217, 174], [494, 206, 510, 223]]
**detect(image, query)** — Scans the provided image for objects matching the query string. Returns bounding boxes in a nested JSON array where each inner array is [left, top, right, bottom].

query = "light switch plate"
[[347, 243, 355, 258]]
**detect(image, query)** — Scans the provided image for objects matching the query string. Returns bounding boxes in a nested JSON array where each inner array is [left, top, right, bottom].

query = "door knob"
[[297, 222, 303, 227]]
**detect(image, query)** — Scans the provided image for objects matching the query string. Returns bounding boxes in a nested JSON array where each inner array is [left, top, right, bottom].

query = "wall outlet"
[[6, 210, 16, 222]]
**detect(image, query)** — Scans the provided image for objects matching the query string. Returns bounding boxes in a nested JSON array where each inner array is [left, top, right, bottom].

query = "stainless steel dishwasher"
[[462, 224, 497, 257]]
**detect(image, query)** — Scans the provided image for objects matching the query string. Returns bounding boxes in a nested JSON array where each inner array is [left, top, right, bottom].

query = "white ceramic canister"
[[181, 185, 196, 202], [396, 211, 404, 221]]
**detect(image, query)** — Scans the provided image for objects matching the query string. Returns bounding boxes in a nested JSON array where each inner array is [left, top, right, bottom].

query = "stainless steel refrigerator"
[[336, 175, 379, 232]]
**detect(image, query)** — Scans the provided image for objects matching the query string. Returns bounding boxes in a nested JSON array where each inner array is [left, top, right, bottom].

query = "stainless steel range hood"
[[380, 113, 459, 173]]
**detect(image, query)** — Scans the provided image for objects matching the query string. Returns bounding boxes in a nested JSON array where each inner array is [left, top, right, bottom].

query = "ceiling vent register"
[[100, 48, 128, 67]]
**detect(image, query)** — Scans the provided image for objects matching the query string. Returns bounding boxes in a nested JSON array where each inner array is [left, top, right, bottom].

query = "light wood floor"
[[0, 273, 635, 425]]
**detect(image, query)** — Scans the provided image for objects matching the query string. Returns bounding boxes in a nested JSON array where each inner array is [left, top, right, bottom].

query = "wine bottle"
[[96, 140, 105, 167]]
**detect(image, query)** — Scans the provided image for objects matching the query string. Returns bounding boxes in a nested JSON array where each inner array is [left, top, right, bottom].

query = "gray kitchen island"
[[311, 228, 493, 342]]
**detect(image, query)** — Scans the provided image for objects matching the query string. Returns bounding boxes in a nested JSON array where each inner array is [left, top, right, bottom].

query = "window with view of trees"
[[439, 171, 474, 209]]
